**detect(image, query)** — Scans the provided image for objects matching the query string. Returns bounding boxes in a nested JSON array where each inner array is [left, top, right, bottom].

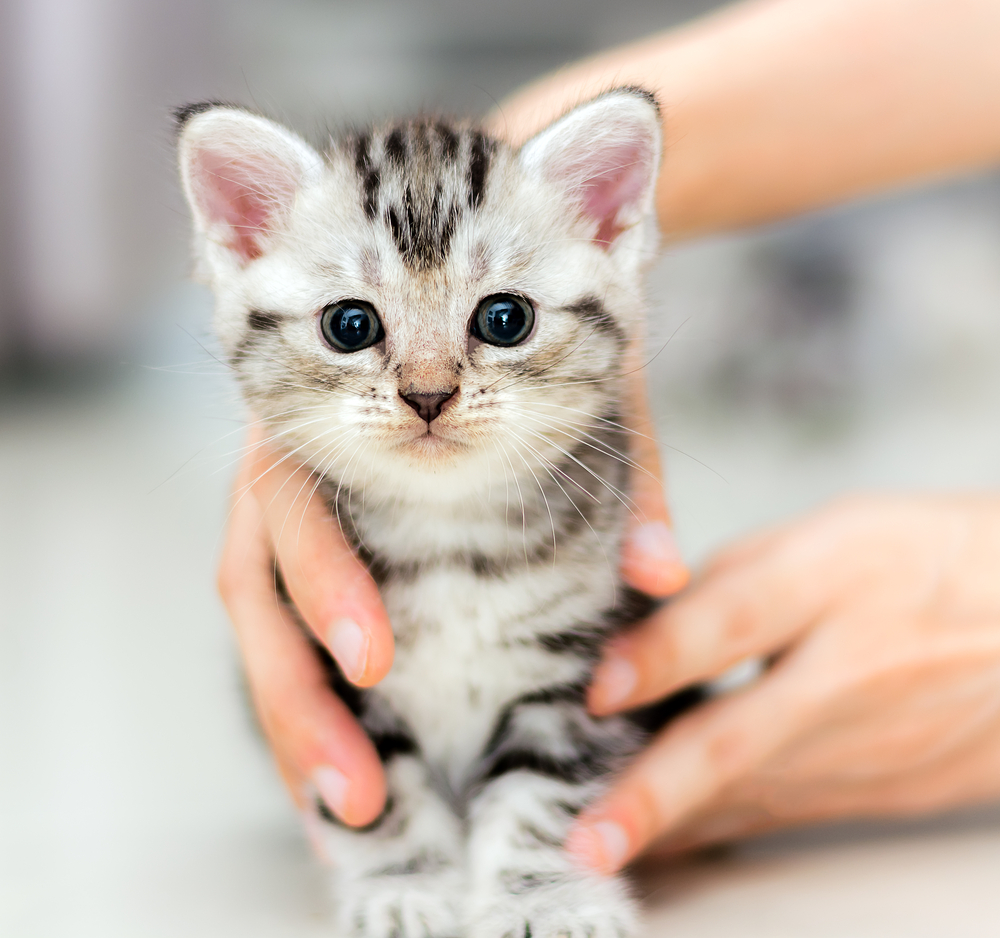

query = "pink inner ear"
[[192, 149, 293, 262], [572, 141, 652, 248]]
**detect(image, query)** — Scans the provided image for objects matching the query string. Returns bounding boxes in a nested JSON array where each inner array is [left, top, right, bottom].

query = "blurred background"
[[3, 0, 1000, 935]]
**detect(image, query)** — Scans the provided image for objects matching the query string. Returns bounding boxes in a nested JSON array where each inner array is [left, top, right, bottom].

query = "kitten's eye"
[[320, 300, 384, 352], [471, 294, 535, 347]]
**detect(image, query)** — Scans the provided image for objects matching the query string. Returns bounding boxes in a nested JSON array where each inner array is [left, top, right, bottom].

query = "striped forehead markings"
[[354, 133, 380, 221], [351, 122, 497, 270], [467, 131, 490, 209]]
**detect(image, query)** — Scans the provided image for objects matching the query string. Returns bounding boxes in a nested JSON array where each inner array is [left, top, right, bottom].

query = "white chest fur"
[[376, 560, 615, 793]]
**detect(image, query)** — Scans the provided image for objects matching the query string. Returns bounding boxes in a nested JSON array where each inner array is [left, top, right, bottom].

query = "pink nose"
[[399, 388, 458, 423]]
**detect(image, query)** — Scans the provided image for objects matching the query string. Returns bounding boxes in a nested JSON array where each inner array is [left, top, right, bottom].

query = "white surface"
[[639, 810, 1000, 936]]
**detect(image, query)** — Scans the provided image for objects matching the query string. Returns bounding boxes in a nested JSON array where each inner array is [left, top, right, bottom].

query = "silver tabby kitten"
[[178, 89, 680, 938]]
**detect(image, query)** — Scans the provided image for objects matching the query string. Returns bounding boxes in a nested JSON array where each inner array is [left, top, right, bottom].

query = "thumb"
[[619, 364, 689, 597], [567, 659, 810, 873]]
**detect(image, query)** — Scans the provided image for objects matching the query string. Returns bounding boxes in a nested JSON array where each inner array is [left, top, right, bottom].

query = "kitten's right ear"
[[517, 88, 661, 250], [176, 103, 322, 264]]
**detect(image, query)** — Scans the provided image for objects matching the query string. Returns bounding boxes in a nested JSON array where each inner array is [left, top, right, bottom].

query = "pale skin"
[[218, 0, 1000, 871]]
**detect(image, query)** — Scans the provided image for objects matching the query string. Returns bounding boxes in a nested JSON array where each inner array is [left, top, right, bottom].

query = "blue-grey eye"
[[320, 300, 383, 352], [472, 294, 534, 347]]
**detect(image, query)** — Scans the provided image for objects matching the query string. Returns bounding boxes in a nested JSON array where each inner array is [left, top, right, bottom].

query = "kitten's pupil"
[[321, 300, 383, 352], [473, 294, 534, 347]]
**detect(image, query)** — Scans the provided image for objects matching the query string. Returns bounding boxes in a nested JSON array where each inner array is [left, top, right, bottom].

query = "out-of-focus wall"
[[0, 0, 233, 369], [0, 0, 20, 364]]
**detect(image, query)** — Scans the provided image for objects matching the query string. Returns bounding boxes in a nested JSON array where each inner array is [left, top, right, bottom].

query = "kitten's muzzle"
[[399, 387, 459, 424]]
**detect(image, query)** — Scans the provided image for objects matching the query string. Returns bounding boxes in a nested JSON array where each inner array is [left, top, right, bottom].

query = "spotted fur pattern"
[[178, 89, 675, 938]]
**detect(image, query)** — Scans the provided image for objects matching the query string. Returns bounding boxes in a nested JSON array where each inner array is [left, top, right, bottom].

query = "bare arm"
[[492, 0, 1000, 240]]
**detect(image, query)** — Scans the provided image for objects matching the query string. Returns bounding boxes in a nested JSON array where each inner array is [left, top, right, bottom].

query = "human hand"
[[217, 425, 395, 826], [218, 377, 688, 827], [569, 495, 1000, 872]]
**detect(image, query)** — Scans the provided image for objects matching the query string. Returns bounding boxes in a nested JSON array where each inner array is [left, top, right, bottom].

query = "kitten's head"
[[177, 90, 661, 506]]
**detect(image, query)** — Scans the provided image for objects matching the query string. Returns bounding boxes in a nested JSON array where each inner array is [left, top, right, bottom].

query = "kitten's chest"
[[373, 564, 609, 791]]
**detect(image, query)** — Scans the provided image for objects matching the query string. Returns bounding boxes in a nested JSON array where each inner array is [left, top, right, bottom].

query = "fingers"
[[639, 623, 1000, 858], [218, 474, 387, 825], [642, 803, 784, 859], [589, 561, 808, 715], [590, 506, 872, 715], [568, 660, 812, 873], [619, 366, 690, 598], [245, 429, 393, 686]]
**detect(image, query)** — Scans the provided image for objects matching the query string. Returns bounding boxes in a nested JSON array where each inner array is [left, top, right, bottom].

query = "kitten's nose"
[[400, 387, 458, 423]]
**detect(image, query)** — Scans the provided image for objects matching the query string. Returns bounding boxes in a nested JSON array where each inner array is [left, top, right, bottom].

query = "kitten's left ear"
[[176, 102, 323, 265], [518, 88, 661, 249]]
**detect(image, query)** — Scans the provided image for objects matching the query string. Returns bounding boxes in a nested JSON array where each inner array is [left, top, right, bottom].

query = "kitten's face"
[[178, 94, 660, 504]]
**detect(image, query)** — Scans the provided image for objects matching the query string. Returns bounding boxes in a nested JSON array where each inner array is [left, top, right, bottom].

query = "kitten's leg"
[[465, 691, 642, 938], [317, 754, 464, 938]]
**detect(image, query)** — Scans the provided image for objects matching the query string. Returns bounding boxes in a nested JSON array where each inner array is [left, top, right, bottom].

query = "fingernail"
[[313, 765, 349, 819], [629, 521, 682, 565], [567, 821, 630, 873], [591, 655, 637, 710], [594, 821, 631, 869], [624, 521, 689, 595], [328, 617, 368, 683]]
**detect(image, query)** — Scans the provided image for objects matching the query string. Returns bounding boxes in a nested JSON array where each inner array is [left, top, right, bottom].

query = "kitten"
[[178, 89, 686, 938]]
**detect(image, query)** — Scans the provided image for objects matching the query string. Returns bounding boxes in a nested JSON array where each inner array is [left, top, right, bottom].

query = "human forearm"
[[493, 0, 1000, 240]]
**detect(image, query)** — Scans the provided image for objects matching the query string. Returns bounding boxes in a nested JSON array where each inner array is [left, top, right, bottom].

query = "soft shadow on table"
[[630, 804, 1000, 938]]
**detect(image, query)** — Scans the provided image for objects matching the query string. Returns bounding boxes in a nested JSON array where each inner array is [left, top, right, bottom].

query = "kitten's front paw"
[[336, 874, 462, 938], [469, 873, 637, 938]]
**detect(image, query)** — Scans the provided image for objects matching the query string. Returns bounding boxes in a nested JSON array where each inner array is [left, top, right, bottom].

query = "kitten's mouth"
[[400, 424, 464, 456], [412, 427, 450, 444]]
